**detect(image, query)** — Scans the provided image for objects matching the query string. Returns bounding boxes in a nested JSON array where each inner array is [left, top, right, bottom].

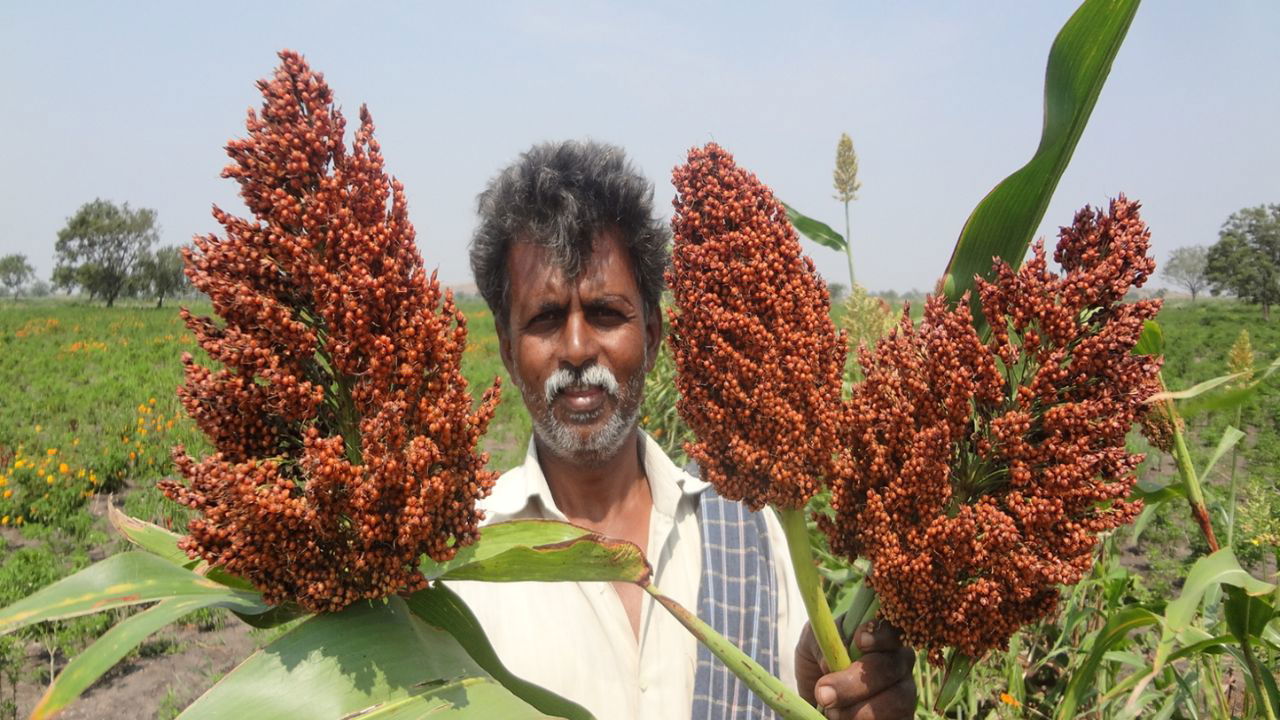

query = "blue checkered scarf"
[[691, 484, 781, 719]]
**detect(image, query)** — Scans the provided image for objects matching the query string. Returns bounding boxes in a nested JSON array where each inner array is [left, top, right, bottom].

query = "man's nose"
[[561, 310, 599, 368]]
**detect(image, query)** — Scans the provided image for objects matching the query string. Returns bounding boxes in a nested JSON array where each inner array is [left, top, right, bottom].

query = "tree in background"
[[0, 254, 35, 298], [1163, 245, 1208, 300], [54, 199, 158, 307], [134, 246, 188, 308], [832, 132, 861, 287], [1206, 203, 1279, 320]]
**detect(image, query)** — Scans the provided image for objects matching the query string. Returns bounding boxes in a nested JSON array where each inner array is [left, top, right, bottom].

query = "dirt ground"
[[14, 622, 254, 719]]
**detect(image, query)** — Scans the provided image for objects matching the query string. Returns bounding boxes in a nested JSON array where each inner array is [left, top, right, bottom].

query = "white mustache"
[[543, 365, 620, 405]]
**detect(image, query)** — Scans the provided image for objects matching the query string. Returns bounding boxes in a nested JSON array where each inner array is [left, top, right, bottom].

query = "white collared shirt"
[[447, 432, 807, 720]]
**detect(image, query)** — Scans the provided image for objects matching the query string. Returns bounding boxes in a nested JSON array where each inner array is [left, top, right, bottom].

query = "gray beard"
[[518, 365, 646, 467]]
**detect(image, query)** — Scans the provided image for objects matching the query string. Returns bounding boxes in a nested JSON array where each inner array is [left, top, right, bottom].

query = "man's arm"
[[795, 618, 917, 720]]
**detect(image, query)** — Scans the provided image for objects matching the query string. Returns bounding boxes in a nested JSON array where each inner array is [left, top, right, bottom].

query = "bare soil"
[[14, 621, 254, 719]]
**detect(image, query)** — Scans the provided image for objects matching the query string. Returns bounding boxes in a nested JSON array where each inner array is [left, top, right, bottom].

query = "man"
[[449, 140, 914, 720]]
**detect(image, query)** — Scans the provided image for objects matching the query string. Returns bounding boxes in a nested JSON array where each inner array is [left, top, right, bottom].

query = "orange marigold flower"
[[826, 196, 1161, 661], [667, 143, 846, 510], [160, 50, 500, 613]]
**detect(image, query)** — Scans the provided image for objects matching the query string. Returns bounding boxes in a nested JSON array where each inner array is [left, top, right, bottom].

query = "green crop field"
[[1, 296, 1277, 719]]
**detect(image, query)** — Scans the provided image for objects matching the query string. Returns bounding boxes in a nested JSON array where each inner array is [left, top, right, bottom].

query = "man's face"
[[499, 229, 661, 466]]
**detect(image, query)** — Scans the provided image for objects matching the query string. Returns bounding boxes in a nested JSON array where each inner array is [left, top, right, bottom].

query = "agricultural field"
[[0, 296, 1277, 718]]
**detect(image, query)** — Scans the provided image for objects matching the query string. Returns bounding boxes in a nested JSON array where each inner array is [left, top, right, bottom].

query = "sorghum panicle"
[[161, 51, 500, 613], [667, 144, 847, 510], [827, 196, 1163, 660]]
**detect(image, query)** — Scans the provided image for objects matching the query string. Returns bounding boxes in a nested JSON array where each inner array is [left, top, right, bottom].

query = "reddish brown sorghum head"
[[160, 51, 500, 613], [826, 196, 1162, 660], [667, 143, 846, 510]]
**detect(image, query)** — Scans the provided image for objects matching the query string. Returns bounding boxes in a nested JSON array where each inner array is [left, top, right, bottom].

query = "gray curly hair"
[[470, 140, 670, 330]]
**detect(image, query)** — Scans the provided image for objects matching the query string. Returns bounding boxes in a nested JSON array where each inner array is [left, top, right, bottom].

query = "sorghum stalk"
[[1157, 386, 1220, 552], [645, 582, 826, 720], [779, 508, 850, 670]]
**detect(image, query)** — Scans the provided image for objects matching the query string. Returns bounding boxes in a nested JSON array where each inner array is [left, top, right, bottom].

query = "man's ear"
[[643, 304, 662, 374]]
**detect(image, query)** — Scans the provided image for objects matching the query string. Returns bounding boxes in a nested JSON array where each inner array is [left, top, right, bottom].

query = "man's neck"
[[535, 430, 651, 525]]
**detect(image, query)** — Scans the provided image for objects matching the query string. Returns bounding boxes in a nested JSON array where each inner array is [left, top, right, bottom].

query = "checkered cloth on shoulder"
[[690, 479, 781, 719]]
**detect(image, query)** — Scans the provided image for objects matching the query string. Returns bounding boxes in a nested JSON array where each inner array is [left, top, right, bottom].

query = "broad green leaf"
[[1102, 649, 1147, 668], [1223, 645, 1280, 720], [933, 651, 979, 713], [1224, 585, 1276, 644], [109, 506, 257, 591], [422, 519, 650, 584], [1147, 371, 1249, 403], [1055, 606, 1160, 720], [31, 594, 264, 720], [1099, 634, 1234, 705], [1130, 478, 1184, 503], [1125, 549, 1277, 712], [407, 583, 595, 720], [1199, 425, 1246, 482], [108, 504, 189, 566], [0, 551, 266, 635], [180, 596, 551, 719], [1133, 319, 1164, 356], [231, 602, 308, 630], [782, 203, 846, 252], [943, 0, 1140, 328], [1176, 354, 1280, 416]]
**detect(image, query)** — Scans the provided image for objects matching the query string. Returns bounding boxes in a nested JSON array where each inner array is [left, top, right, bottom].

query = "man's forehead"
[[505, 232, 637, 305]]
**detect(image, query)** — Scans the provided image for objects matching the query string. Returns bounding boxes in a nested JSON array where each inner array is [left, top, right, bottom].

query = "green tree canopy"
[[54, 199, 158, 307], [135, 246, 188, 308], [1206, 204, 1280, 321], [0, 253, 35, 298], [1163, 245, 1209, 300]]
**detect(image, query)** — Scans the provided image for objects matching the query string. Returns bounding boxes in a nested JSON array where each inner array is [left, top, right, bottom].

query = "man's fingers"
[[795, 622, 822, 705], [840, 677, 917, 720], [814, 648, 915, 710], [853, 618, 905, 654]]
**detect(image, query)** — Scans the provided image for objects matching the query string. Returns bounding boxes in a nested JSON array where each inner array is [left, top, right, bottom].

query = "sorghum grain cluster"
[[667, 144, 846, 510], [826, 196, 1162, 660], [160, 51, 500, 613]]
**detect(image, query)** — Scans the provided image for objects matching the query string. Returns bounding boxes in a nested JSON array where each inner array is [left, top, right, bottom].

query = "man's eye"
[[588, 307, 626, 324], [526, 311, 560, 329]]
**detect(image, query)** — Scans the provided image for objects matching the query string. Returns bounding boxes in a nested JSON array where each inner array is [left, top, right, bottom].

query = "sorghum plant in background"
[[161, 49, 500, 613]]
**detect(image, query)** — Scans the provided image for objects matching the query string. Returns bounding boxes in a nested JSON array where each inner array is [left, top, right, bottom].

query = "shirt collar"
[[479, 430, 709, 521]]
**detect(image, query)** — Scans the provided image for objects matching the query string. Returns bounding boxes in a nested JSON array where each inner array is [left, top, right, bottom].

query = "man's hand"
[[795, 618, 916, 720]]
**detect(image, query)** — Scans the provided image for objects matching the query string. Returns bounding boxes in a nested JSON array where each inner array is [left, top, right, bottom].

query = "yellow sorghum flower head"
[[1227, 329, 1255, 386]]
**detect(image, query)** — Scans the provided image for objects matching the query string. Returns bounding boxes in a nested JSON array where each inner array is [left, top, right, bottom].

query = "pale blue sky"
[[2, 2, 1276, 293]]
